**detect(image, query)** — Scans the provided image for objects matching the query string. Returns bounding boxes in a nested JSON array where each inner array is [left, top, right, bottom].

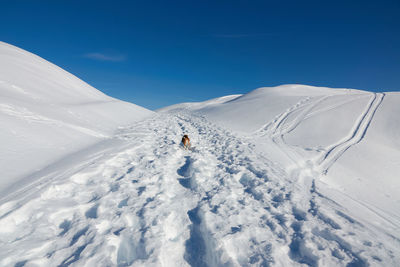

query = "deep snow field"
[[0, 42, 399, 267]]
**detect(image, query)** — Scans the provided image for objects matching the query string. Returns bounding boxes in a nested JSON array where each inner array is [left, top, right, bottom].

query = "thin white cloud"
[[83, 52, 126, 62]]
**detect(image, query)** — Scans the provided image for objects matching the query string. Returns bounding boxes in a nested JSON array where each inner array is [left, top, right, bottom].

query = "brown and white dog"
[[181, 135, 191, 150]]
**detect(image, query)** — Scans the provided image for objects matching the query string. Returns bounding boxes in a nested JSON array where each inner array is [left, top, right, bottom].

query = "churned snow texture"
[[1, 111, 399, 266]]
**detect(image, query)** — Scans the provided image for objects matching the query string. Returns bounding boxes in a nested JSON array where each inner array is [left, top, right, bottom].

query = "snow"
[[0, 41, 153, 197], [0, 43, 399, 266], [158, 84, 400, 265], [161, 85, 400, 223]]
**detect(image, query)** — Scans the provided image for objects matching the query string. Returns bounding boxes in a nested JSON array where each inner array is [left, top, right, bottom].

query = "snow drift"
[[0, 41, 153, 197]]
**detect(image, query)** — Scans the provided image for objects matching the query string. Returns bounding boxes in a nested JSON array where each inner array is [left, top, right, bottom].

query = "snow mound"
[[0, 41, 153, 196]]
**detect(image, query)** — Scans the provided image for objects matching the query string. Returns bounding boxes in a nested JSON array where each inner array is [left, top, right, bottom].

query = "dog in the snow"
[[181, 135, 191, 150]]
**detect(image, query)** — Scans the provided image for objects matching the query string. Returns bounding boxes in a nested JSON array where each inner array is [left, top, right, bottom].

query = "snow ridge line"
[[316, 92, 384, 174]]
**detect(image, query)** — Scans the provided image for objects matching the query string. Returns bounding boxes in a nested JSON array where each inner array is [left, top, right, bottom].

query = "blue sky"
[[1, 0, 399, 110]]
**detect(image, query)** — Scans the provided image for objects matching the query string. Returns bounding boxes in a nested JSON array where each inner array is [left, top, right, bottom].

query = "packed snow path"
[[1, 110, 399, 266]]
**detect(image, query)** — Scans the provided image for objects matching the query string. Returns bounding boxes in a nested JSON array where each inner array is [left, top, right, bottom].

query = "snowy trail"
[[0, 111, 399, 266]]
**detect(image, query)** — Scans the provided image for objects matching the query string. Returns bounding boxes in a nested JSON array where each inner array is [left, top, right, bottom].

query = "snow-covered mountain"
[[0, 41, 153, 198], [1, 42, 399, 266]]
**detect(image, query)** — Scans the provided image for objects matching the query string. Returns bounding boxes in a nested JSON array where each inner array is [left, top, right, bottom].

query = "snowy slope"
[[0, 41, 153, 198], [161, 84, 400, 245]]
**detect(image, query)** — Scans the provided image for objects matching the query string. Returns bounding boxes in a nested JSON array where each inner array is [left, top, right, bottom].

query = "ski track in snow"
[[316, 93, 385, 174], [0, 105, 399, 266], [258, 92, 385, 174]]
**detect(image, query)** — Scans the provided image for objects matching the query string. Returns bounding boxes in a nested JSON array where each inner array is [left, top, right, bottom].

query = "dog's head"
[[182, 135, 190, 143]]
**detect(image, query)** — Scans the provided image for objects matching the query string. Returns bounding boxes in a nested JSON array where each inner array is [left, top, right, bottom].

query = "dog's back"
[[182, 135, 190, 149]]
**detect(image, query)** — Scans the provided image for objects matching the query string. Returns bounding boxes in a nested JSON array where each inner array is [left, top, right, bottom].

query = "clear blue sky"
[[2, 0, 399, 110]]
